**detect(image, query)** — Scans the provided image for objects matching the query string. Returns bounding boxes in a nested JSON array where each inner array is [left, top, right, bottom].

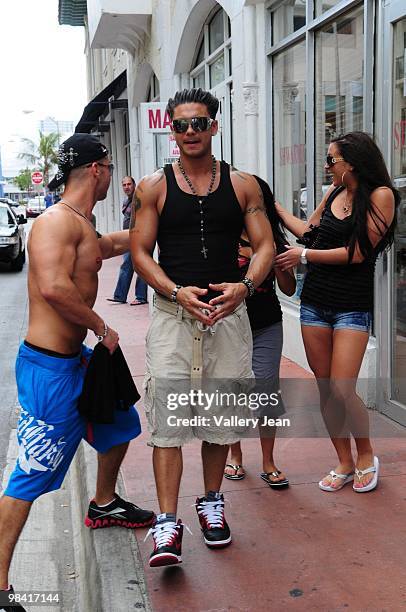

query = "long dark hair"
[[331, 131, 400, 262], [253, 175, 288, 254]]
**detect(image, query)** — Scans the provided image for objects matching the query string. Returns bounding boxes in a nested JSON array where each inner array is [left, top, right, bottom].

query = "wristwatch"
[[300, 248, 308, 265], [94, 321, 108, 342]]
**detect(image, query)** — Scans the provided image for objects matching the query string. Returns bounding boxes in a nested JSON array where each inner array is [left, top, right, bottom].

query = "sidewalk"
[[89, 257, 406, 612]]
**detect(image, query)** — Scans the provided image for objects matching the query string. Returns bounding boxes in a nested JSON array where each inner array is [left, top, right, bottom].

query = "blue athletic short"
[[4, 343, 141, 502]]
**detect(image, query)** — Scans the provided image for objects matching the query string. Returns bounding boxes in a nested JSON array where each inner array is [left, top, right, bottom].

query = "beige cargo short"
[[143, 293, 254, 447]]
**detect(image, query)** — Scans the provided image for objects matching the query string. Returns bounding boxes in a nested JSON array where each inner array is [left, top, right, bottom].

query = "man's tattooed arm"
[[245, 182, 267, 215], [151, 168, 164, 186], [245, 204, 267, 215], [231, 169, 267, 215], [231, 168, 248, 182], [129, 190, 142, 232]]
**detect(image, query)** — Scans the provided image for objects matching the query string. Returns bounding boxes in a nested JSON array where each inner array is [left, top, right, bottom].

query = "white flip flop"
[[319, 470, 354, 492], [353, 456, 379, 493]]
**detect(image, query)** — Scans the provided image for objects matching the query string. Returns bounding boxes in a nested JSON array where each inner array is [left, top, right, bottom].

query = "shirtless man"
[[0, 134, 153, 610], [130, 88, 274, 567]]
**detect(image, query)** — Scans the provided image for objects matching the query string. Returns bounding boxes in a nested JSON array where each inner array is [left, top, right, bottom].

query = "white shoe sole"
[[149, 552, 182, 567], [204, 535, 232, 547], [353, 456, 379, 493]]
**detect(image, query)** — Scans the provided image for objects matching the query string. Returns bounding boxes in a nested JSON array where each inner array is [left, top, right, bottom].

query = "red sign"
[[148, 108, 172, 130], [169, 134, 180, 157], [393, 120, 406, 150], [31, 171, 43, 185], [279, 144, 305, 166]]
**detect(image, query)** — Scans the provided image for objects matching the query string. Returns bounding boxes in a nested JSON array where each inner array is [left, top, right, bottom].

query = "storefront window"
[[190, 8, 233, 163], [210, 54, 225, 87], [209, 9, 224, 53], [196, 40, 205, 67], [315, 5, 364, 204], [193, 71, 205, 89], [271, 1, 306, 45], [147, 73, 160, 102], [191, 9, 231, 89], [391, 17, 406, 405], [315, 1, 341, 17], [273, 41, 306, 300]]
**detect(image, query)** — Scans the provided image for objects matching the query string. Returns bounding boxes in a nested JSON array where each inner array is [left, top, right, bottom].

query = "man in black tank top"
[[130, 88, 275, 568]]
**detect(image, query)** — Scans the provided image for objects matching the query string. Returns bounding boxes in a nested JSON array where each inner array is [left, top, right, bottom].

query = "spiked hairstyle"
[[166, 88, 219, 119]]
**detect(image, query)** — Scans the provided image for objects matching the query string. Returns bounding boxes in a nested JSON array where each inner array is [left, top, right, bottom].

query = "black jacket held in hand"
[[78, 343, 140, 424]]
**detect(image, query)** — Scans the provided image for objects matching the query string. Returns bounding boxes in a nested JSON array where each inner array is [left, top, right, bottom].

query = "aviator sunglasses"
[[171, 117, 214, 134], [326, 154, 345, 167], [85, 162, 114, 174]]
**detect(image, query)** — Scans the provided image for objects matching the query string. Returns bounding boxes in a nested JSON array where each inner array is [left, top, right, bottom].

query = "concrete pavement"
[[85, 257, 406, 612], [2, 254, 406, 611]]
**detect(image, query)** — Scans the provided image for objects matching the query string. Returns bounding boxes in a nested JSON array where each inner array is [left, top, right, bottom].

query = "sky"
[[0, 1, 87, 176]]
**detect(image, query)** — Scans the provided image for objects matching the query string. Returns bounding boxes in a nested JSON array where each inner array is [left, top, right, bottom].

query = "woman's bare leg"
[[259, 428, 287, 481], [301, 325, 354, 488], [329, 329, 373, 488]]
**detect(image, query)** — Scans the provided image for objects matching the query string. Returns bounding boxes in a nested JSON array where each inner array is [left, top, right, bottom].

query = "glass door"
[[210, 81, 232, 164], [391, 17, 406, 411], [379, 1, 406, 426]]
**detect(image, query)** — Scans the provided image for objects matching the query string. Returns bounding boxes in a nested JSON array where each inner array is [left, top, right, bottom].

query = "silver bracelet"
[[171, 284, 182, 303], [94, 321, 108, 342], [241, 277, 255, 298]]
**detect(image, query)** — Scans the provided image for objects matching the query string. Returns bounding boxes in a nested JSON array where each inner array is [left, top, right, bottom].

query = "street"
[[0, 252, 406, 611], [0, 243, 28, 484], [0, 223, 76, 612]]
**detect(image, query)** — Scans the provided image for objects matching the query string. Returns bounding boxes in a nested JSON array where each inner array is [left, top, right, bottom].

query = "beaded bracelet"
[[171, 285, 182, 303], [241, 277, 255, 298]]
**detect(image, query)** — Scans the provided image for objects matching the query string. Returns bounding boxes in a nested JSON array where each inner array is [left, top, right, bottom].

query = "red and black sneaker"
[[195, 494, 232, 548], [85, 493, 155, 529], [147, 519, 184, 567]]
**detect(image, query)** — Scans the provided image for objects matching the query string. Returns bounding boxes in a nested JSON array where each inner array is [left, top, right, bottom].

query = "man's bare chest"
[[75, 238, 103, 277]]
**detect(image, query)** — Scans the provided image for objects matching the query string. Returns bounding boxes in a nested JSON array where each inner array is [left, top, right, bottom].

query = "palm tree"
[[18, 131, 59, 187]]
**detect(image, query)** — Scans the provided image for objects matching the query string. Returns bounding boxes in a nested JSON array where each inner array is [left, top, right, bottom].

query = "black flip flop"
[[260, 471, 289, 489], [224, 464, 245, 480]]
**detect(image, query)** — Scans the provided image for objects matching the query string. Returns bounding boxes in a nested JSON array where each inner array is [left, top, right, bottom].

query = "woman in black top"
[[275, 132, 399, 493], [224, 176, 296, 487]]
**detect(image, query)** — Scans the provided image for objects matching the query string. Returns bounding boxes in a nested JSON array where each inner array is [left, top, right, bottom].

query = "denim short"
[[300, 303, 372, 332]]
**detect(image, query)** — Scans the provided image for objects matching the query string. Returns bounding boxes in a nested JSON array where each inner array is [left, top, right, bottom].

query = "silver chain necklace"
[[60, 199, 96, 232], [177, 155, 216, 259]]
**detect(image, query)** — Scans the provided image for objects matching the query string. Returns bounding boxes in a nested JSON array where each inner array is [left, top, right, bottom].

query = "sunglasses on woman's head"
[[171, 117, 214, 134], [326, 154, 345, 167]]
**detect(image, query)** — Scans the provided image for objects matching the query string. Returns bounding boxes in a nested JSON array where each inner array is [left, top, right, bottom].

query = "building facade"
[[39, 117, 75, 143], [0, 147, 4, 198], [59, 0, 406, 424]]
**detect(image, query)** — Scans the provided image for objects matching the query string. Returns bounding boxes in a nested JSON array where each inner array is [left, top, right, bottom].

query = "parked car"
[[299, 184, 330, 219], [0, 198, 26, 218], [26, 196, 46, 218], [0, 203, 27, 271]]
